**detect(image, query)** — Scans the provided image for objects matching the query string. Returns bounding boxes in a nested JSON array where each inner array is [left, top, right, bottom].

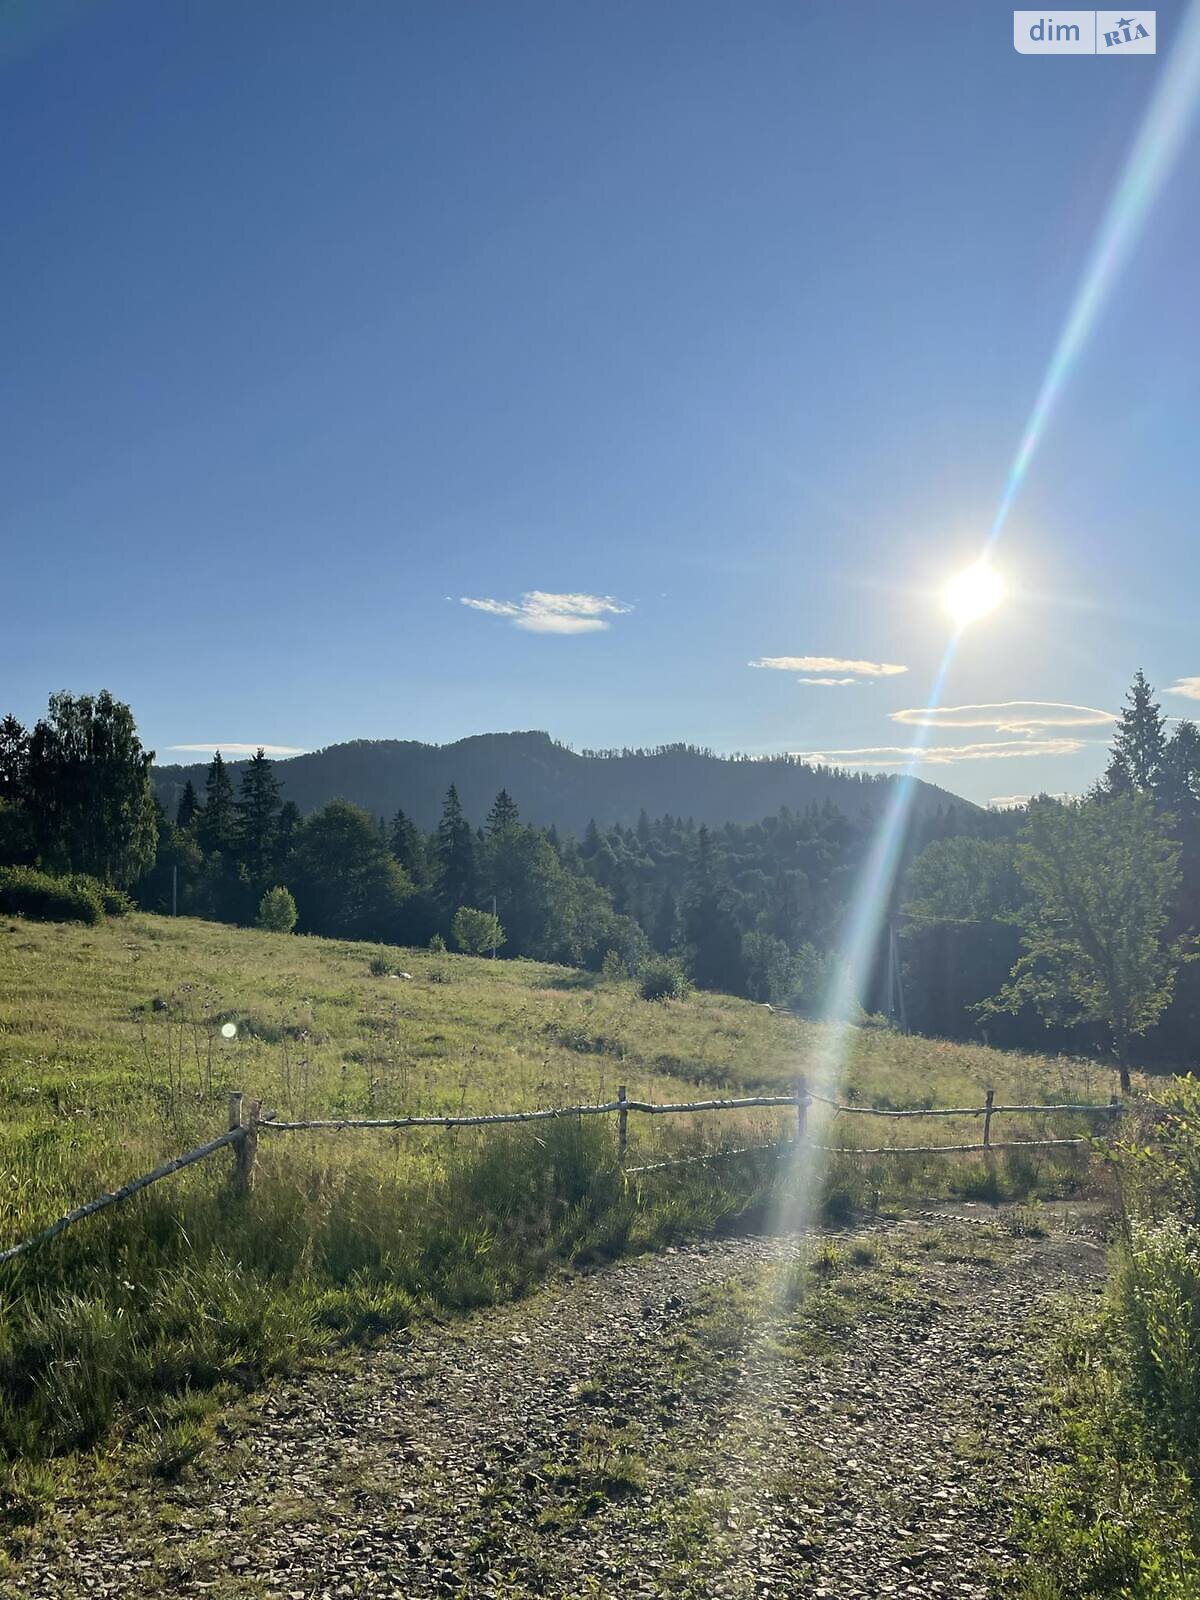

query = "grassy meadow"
[[0, 912, 1126, 1514]]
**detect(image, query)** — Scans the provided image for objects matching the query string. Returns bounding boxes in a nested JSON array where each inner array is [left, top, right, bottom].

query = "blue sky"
[[3, 0, 1198, 807]]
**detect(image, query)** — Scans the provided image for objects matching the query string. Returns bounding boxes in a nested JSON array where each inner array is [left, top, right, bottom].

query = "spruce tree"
[[434, 784, 476, 912], [197, 751, 235, 854], [486, 788, 520, 836], [1105, 670, 1166, 795], [682, 826, 745, 992], [274, 801, 302, 874], [389, 807, 426, 881], [235, 748, 282, 883], [176, 780, 199, 831]]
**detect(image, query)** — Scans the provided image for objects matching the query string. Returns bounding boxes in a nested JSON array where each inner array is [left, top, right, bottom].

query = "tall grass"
[[1014, 1080, 1200, 1598], [0, 912, 1120, 1513]]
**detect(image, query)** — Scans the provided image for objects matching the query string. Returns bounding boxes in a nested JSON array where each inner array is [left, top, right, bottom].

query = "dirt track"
[[11, 1208, 1106, 1600]]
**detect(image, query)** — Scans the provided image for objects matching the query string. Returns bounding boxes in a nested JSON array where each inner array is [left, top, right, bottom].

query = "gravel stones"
[[11, 1213, 1104, 1599]]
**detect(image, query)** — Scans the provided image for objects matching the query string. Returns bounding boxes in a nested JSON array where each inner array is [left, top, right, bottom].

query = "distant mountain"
[[153, 731, 976, 833]]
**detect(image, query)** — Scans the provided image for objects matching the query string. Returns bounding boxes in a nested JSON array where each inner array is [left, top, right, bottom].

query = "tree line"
[[3, 677, 1195, 1077]]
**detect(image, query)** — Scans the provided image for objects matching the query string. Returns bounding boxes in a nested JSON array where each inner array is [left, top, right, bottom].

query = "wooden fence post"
[[230, 1093, 259, 1194], [795, 1074, 808, 1143], [617, 1085, 628, 1166], [982, 1088, 995, 1149]]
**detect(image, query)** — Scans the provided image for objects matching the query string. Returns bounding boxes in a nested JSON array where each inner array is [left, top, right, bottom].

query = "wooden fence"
[[0, 1078, 1123, 1266]]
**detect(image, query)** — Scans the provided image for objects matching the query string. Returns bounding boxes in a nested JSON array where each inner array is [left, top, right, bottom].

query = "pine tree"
[[176, 780, 199, 831], [434, 784, 476, 912], [274, 801, 301, 874], [486, 789, 520, 836], [197, 751, 235, 854], [235, 748, 282, 883], [1105, 670, 1166, 795], [682, 826, 745, 992], [652, 884, 677, 952], [389, 807, 426, 881]]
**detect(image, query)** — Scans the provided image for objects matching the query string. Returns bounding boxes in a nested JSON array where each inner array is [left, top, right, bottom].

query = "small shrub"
[[429, 932, 447, 953], [601, 948, 628, 982], [451, 905, 506, 956], [368, 950, 393, 977], [637, 955, 691, 1002], [96, 884, 133, 917], [0, 867, 103, 925], [256, 885, 297, 934]]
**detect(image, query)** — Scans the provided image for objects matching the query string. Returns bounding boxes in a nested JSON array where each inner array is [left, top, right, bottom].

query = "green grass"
[[0, 912, 1124, 1509]]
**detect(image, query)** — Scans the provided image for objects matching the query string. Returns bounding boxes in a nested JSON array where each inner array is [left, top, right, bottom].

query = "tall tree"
[[1104, 669, 1166, 796], [0, 714, 30, 804], [287, 800, 413, 940], [434, 785, 476, 912], [176, 780, 200, 831], [682, 826, 745, 992], [389, 807, 426, 881], [234, 748, 282, 883], [485, 789, 520, 836], [1157, 721, 1200, 826], [24, 690, 158, 886], [980, 794, 1191, 1089], [197, 751, 236, 855]]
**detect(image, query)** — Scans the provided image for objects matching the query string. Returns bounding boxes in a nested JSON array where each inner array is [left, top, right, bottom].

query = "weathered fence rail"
[[0, 1077, 1123, 1264]]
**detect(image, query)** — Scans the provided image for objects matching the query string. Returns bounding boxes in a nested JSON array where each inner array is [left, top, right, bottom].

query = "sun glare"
[[941, 561, 1005, 627]]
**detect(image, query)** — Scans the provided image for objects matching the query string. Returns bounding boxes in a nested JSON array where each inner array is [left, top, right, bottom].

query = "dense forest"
[[152, 730, 969, 834], [4, 674, 1200, 1070]]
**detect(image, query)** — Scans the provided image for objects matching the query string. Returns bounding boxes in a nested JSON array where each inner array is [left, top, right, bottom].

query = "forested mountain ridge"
[[153, 730, 974, 831]]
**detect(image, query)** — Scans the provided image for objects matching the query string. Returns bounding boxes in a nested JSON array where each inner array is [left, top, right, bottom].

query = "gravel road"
[[10, 1208, 1106, 1600]]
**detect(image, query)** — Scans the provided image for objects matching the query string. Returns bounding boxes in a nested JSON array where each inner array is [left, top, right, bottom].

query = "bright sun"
[[941, 560, 1005, 627]]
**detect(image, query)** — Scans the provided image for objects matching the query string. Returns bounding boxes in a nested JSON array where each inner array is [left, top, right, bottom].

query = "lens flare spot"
[[941, 562, 1005, 627], [220, 1022, 237, 1040]]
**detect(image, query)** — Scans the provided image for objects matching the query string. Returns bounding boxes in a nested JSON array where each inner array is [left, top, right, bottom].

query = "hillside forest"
[[2, 673, 1199, 1070]]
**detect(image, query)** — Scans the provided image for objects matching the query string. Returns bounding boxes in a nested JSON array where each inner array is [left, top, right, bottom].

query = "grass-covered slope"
[[0, 914, 1121, 1502]]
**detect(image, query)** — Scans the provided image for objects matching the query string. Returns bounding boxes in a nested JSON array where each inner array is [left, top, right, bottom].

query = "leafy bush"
[[452, 905, 506, 956], [96, 883, 133, 917], [601, 948, 628, 982], [256, 885, 298, 934], [0, 867, 103, 925], [637, 955, 691, 1002], [429, 932, 447, 953], [367, 950, 393, 976]]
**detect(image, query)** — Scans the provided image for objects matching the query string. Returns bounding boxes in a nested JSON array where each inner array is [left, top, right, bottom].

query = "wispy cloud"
[[460, 591, 632, 634], [794, 737, 1087, 768], [1166, 677, 1200, 701], [169, 743, 308, 757], [796, 676, 857, 687], [890, 701, 1115, 734], [750, 656, 907, 678], [988, 791, 1077, 809]]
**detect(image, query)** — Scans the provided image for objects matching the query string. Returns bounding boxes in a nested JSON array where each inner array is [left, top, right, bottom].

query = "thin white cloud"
[[751, 656, 907, 678], [461, 591, 632, 634], [988, 792, 1077, 809], [793, 737, 1087, 768], [796, 676, 858, 687], [890, 701, 1115, 734], [168, 743, 308, 757], [1166, 677, 1200, 701]]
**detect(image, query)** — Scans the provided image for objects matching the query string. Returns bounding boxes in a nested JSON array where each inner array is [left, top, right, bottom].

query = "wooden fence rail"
[[0, 1078, 1123, 1264]]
